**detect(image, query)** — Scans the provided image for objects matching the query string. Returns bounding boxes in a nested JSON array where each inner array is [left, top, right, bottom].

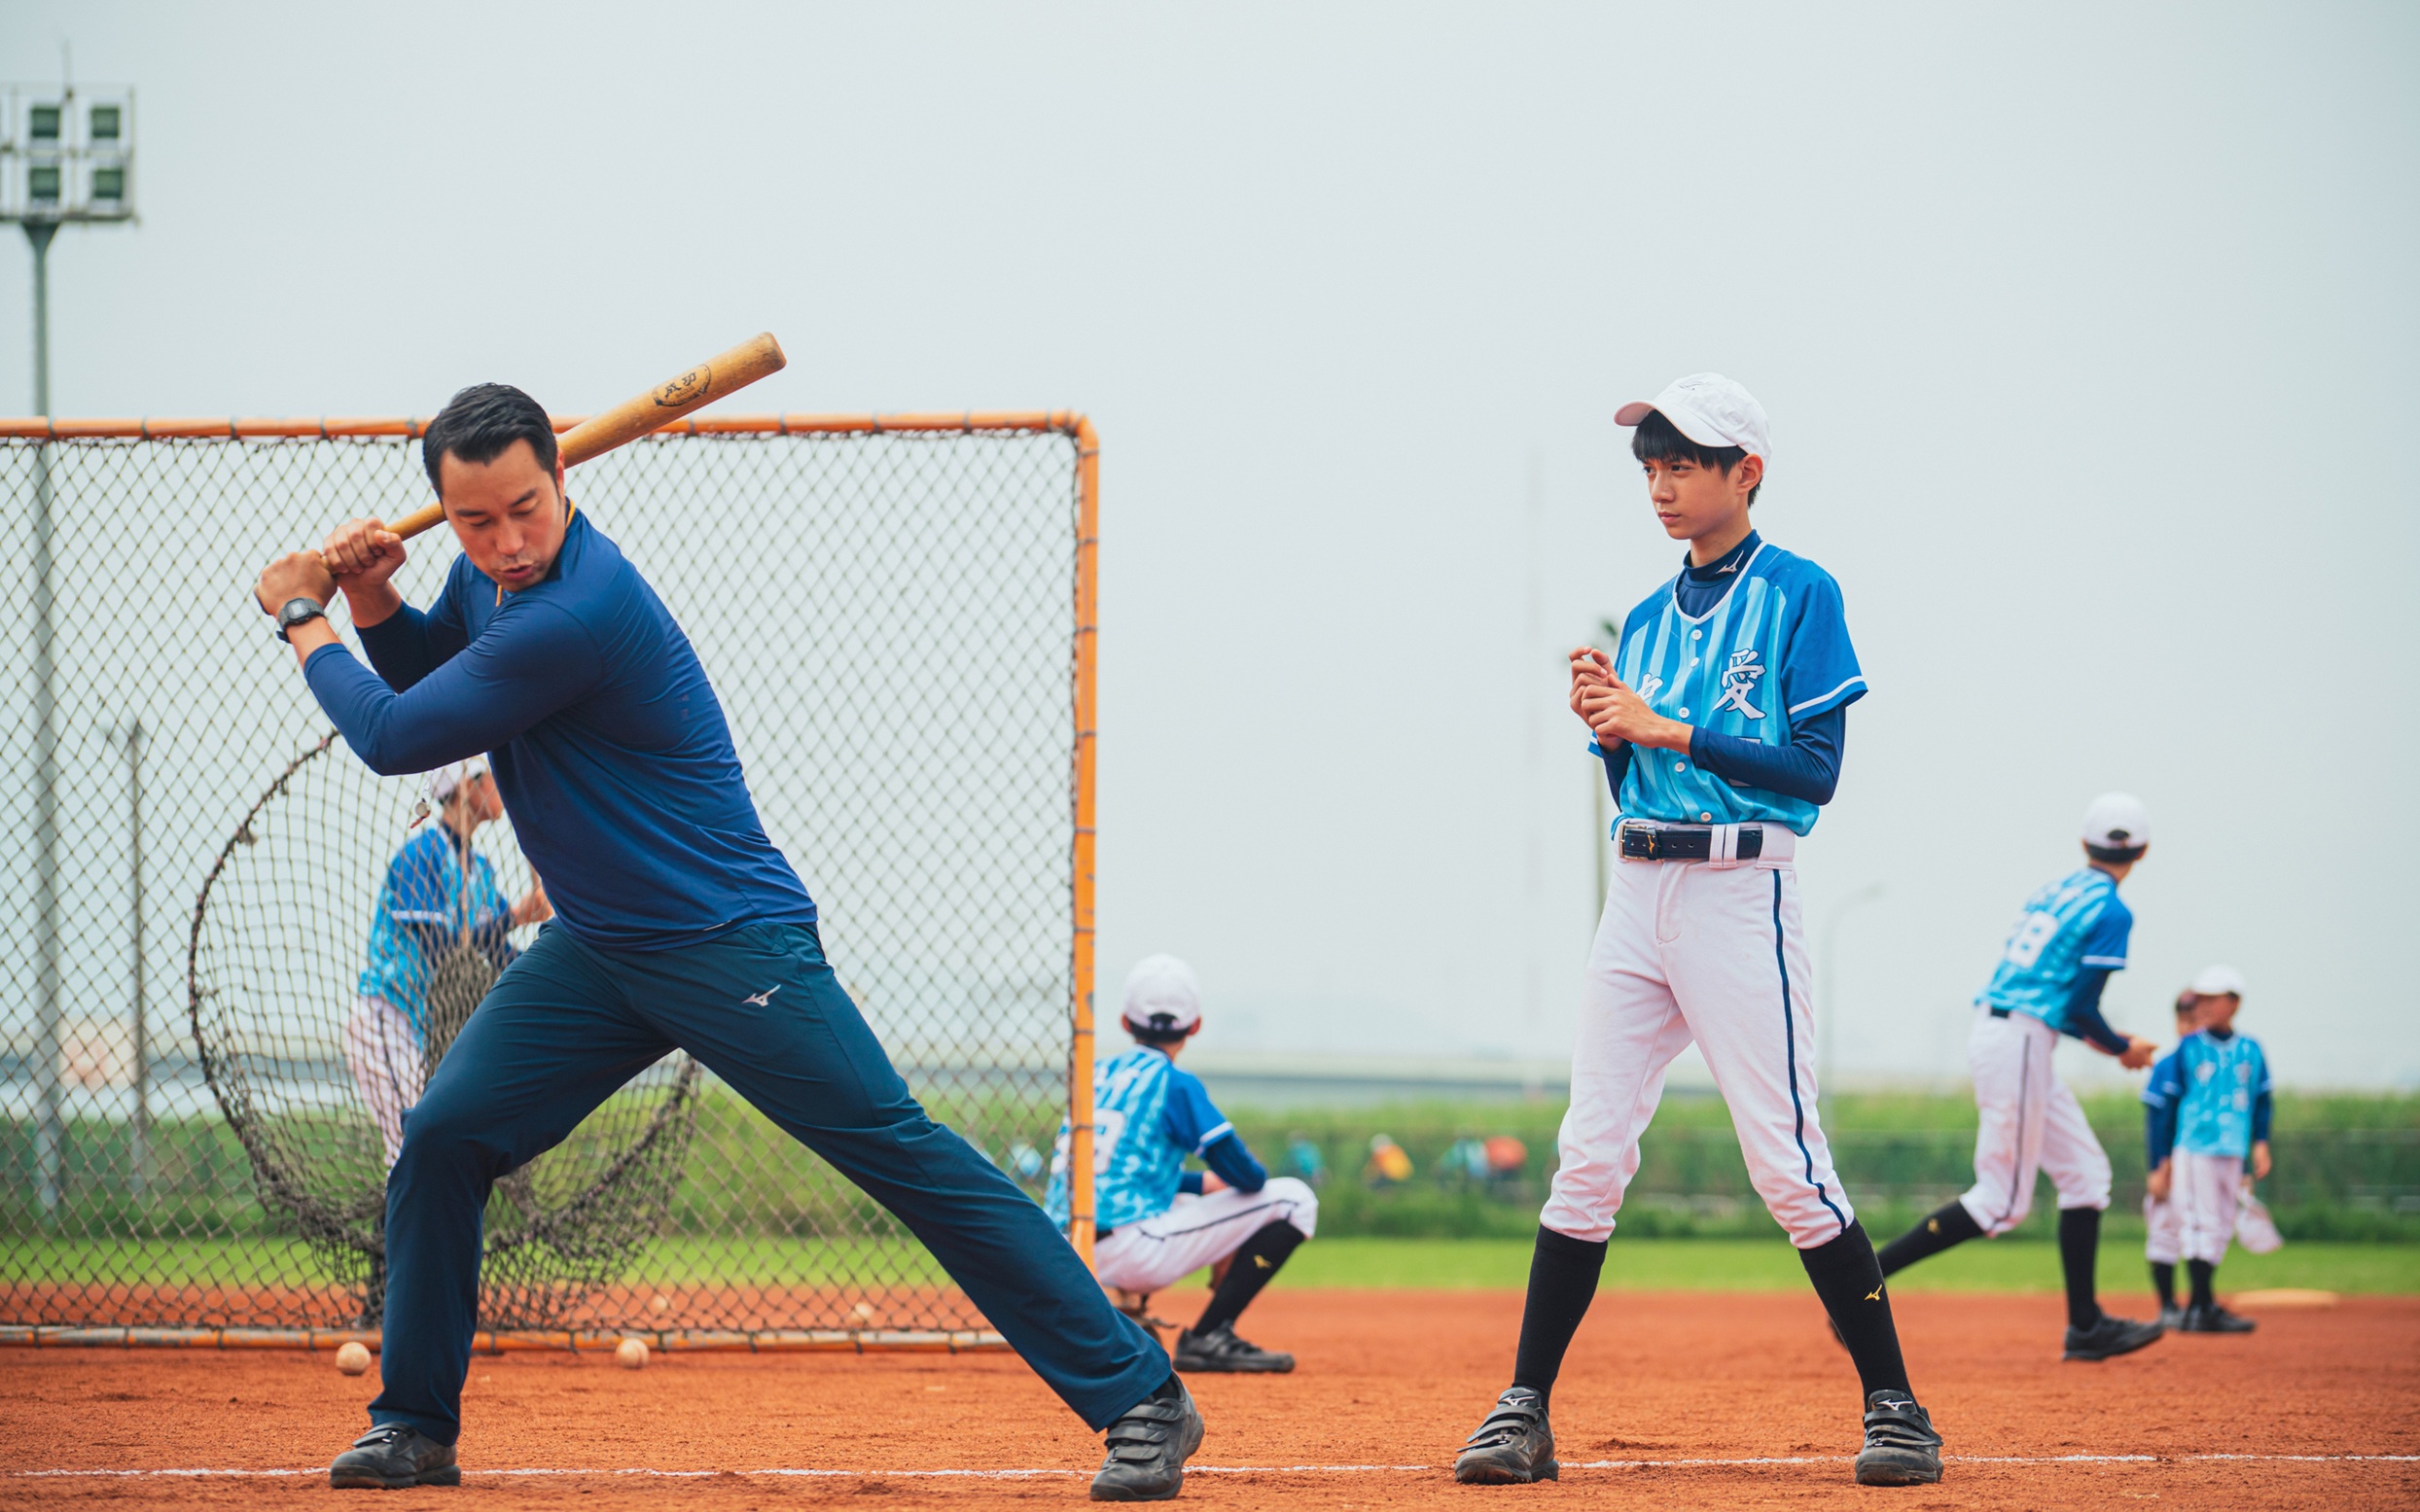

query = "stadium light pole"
[[4, 79, 137, 1224]]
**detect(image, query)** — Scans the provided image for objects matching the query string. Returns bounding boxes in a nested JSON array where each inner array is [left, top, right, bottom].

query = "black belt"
[[1617, 825, 1764, 861], [1989, 1007, 2011, 1019]]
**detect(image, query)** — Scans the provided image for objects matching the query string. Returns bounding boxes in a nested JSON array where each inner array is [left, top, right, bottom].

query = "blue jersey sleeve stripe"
[[1192, 1119, 1233, 1153], [1786, 675, 1868, 717]]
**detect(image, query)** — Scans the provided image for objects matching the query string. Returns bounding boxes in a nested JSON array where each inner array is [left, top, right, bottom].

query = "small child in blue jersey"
[[2143, 965, 2271, 1334], [344, 758, 549, 1166], [1875, 793, 2167, 1362], [1049, 955, 1316, 1374], [2140, 988, 2201, 1325]]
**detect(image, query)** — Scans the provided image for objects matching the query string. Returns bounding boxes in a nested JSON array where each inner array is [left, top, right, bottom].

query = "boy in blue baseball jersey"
[[2140, 989, 2202, 1325], [1875, 794, 2166, 1362], [1050, 955, 1316, 1374], [344, 758, 550, 1167], [2144, 966, 2271, 1334], [1454, 375, 1942, 1491]]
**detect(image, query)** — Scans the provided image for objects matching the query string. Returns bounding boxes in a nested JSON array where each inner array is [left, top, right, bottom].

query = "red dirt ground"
[[4, 1289, 2414, 1509]]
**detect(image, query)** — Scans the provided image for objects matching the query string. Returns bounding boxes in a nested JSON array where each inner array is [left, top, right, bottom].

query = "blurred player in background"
[[2141, 988, 2202, 1324], [1875, 794, 2166, 1361], [344, 758, 550, 1167], [1454, 375, 1944, 1490], [1049, 955, 1316, 1374], [2143, 966, 2271, 1333]]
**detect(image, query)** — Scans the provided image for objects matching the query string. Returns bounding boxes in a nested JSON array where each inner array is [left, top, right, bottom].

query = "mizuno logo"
[[1254, 1254, 1273, 1271], [1866, 1284, 1885, 1302], [1925, 1218, 1940, 1235], [743, 987, 780, 1007]]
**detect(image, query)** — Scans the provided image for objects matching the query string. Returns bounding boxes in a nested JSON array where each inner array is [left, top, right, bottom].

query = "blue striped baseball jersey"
[[1975, 867, 2132, 1032], [1045, 1046, 1234, 1233], [357, 826, 517, 1036], [2169, 1031, 2271, 1158], [1589, 536, 1867, 836]]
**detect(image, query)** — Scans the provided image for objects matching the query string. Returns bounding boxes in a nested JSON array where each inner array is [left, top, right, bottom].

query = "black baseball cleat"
[[2063, 1312, 2166, 1360], [2157, 1304, 2185, 1331], [2180, 1301, 2257, 1334], [1453, 1386, 1557, 1485], [1090, 1378, 1204, 1501], [1854, 1389, 1943, 1486], [329, 1424, 461, 1489], [1173, 1323, 1295, 1374]]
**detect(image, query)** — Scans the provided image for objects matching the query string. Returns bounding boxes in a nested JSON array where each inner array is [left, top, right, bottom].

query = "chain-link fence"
[[1, 415, 1097, 1344]]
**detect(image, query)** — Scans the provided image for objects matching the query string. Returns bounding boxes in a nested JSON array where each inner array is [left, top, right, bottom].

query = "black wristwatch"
[[275, 597, 328, 643]]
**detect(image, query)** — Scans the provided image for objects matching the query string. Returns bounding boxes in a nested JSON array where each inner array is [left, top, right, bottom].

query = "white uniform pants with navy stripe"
[[2144, 1192, 2183, 1265], [2169, 1150, 2244, 1266], [1542, 848, 1853, 1249], [1091, 1178, 1320, 1294], [1958, 1007, 2112, 1236]]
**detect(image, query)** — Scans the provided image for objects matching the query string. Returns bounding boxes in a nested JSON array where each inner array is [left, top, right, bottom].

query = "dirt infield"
[[6, 1288, 2414, 1508]]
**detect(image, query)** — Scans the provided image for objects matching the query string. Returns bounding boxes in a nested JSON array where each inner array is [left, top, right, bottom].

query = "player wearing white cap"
[[1873, 793, 2167, 1360], [343, 759, 552, 1166], [1454, 375, 1944, 1490], [2142, 965, 2271, 1333], [1047, 955, 1317, 1373]]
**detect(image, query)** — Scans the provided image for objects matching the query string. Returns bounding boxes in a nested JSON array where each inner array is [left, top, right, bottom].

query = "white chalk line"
[[14, 1453, 2418, 1481]]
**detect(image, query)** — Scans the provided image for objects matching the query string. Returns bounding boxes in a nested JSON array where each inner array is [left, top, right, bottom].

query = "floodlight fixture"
[[4, 83, 136, 227]]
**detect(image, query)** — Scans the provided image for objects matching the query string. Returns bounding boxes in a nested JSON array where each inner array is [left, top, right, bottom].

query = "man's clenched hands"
[[317, 517, 409, 628], [1570, 644, 1692, 755]]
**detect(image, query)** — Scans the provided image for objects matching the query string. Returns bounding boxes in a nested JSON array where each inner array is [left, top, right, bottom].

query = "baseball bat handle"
[[383, 332, 787, 543]]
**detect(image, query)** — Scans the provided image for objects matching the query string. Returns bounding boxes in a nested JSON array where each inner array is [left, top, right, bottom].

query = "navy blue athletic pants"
[[367, 920, 1166, 1444]]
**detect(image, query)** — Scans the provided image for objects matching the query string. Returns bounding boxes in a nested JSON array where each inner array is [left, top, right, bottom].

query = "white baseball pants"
[[342, 995, 424, 1169], [1542, 831, 1855, 1250], [1958, 1007, 2111, 1236], [2144, 1192, 2182, 1266], [1091, 1178, 1319, 1294], [2170, 1150, 2244, 1266]]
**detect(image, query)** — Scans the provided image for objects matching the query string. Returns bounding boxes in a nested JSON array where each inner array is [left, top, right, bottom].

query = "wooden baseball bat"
[[383, 331, 787, 541]]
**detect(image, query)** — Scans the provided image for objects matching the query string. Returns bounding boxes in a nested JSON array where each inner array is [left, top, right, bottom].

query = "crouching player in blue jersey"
[[1049, 956, 1315, 1374], [1875, 795, 2167, 1362], [2143, 966, 2271, 1334], [253, 385, 1199, 1501], [1454, 375, 1942, 1490]]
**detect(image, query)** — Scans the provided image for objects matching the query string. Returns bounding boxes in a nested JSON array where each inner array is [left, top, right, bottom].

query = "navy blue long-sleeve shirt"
[[302, 508, 817, 951]]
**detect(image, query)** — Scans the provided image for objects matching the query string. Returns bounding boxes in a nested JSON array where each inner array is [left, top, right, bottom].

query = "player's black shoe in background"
[[2062, 1312, 2166, 1360], [1453, 1386, 1557, 1484], [1173, 1323, 1295, 1373], [1854, 1390, 1944, 1486], [2157, 1304, 2186, 1331], [1090, 1378, 1204, 1501], [329, 1424, 461, 1489], [2179, 1302, 2257, 1334]]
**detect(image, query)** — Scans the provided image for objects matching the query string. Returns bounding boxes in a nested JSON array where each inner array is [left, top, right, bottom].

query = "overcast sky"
[[6, 2, 2415, 1088]]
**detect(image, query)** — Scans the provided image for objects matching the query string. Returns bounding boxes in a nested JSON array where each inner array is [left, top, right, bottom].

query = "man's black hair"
[[420, 382, 558, 495], [1123, 1012, 1192, 1049], [1630, 407, 1761, 505]]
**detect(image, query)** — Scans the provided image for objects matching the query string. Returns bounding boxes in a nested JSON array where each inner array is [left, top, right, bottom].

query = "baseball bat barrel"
[[383, 332, 787, 542]]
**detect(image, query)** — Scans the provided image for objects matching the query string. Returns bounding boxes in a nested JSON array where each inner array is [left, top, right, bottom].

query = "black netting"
[[1, 424, 1085, 1339]]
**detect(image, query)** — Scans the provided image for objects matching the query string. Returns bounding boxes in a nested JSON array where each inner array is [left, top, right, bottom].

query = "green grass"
[[1268, 1237, 2420, 1294]]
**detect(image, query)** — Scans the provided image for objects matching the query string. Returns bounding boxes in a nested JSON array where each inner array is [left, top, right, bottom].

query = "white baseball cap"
[[1615, 373, 1772, 462], [2189, 965, 2246, 999], [1121, 953, 1202, 1035], [2082, 791, 2150, 854], [424, 757, 490, 804]]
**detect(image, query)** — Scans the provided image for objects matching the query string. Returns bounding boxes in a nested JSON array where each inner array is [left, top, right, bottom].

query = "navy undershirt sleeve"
[[2252, 1088, 2273, 1145], [1200, 1132, 1267, 1194], [1177, 1172, 1205, 1196], [1686, 706, 1846, 806], [2145, 1089, 2180, 1168], [2060, 967, 2131, 1056], [1598, 740, 1633, 799]]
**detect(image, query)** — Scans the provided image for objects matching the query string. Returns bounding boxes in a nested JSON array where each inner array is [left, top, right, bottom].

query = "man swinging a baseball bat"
[[252, 378, 1201, 1500]]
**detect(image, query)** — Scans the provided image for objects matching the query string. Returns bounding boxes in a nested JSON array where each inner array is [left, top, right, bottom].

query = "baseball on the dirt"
[[615, 1337, 649, 1370], [335, 1341, 372, 1376]]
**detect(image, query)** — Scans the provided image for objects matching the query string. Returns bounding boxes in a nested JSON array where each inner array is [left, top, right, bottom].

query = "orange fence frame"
[[0, 408, 1104, 1304]]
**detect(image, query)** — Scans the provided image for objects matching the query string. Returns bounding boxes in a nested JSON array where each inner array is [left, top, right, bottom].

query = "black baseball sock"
[[2057, 1207, 2104, 1331], [1510, 1225, 1608, 1404], [1192, 1220, 1303, 1336], [1800, 1220, 1912, 1401], [2187, 1259, 2217, 1310], [2151, 1261, 2177, 1310], [1876, 1199, 1984, 1277]]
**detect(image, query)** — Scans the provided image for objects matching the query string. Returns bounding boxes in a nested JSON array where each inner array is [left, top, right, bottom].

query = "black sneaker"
[[1855, 1390, 1943, 1487], [2157, 1304, 2185, 1331], [329, 1424, 460, 1489], [2180, 1301, 2257, 1334], [1453, 1386, 1556, 1485], [1173, 1323, 1295, 1374], [2064, 1312, 2166, 1360], [1090, 1379, 1204, 1501]]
